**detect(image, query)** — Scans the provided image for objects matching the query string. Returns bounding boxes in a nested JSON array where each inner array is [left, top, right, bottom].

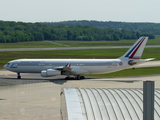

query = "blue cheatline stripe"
[[125, 37, 144, 57]]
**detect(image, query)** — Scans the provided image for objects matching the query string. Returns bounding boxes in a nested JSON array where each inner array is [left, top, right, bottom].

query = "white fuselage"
[[3, 58, 132, 75]]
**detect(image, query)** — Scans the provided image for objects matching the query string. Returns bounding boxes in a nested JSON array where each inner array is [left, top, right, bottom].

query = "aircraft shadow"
[[0, 77, 67, 85], [0, 98, 6, 100], [0, 75, 142, 85], [49, 79, 67, 85], [85, 79, 142, 83]]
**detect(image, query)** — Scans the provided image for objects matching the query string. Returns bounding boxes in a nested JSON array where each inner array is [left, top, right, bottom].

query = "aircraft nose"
[[3, 64, 7, 69]]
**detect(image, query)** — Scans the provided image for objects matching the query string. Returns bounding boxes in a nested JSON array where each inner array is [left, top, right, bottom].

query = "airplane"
[[3, 37, 154, 80]]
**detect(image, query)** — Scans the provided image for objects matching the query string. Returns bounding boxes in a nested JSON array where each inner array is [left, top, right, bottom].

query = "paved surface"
[[0, 45, 160, 51], [45, 40, 70, 47], [134, 61, 160, 68], [0, 61, 160, 120]]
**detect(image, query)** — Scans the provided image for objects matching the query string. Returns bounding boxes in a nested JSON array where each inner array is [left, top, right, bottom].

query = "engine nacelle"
[[128, 60, 137, 66], [41, 69, 61, 77]]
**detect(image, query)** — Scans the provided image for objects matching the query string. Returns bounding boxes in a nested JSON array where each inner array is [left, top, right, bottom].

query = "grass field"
[[55, 37, 160, 47], [0, 41, 64, 49], [87, 67, 160, 77], [0, 37, 160, 48]]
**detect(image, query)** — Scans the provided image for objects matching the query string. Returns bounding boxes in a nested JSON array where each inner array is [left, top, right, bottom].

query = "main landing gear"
[[76, 75, 85, 80], [17, 73, 21, 79], [65, 75, 85, 80]]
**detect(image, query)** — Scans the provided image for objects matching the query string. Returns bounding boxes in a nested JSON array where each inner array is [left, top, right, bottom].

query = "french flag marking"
[[125, 37, 145, 58]]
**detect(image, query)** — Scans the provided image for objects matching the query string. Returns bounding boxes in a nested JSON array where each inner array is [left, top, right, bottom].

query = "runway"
[[0, 45, 160, 51], [0, 61, 160, 120]]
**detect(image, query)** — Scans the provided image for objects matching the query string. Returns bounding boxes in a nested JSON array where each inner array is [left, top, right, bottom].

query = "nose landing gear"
[[17, 73, 21, 79]]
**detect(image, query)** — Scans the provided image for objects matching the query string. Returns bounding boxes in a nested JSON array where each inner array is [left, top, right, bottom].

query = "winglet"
[[65, 63, 71, 68], [120, 37, 148, 59], [54, 63, 72, 71]]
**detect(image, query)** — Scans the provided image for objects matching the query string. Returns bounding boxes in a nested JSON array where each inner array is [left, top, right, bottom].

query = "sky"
[[0, 0, 160, 23]]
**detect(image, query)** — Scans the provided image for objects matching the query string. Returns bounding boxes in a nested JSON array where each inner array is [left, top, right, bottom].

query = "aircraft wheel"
[[76, 75, 80, 80], [17, 76, 21, 79], [80, 76, 85, 79], [65, 77, 70, 80], [70, 77, 75, 80]]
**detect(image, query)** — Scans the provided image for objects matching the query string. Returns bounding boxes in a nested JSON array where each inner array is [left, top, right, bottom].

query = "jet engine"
[[128, 60, 137, 65], [41, 69, 61, 77]]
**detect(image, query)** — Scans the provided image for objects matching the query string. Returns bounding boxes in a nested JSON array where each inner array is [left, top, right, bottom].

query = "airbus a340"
[[3, 37, 154, 80]]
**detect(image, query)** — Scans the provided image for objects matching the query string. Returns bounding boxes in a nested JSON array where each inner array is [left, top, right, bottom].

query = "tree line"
[[0, 20, 155, 43], [46, 20, 160, 35]]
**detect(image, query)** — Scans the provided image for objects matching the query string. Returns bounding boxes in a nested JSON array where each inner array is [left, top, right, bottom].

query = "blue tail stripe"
[[125, 38, 143, 57]]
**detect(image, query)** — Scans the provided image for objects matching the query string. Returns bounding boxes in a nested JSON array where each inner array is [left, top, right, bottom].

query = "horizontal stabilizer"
[[128, 58, 155, 65], [141, 58, 155, 62]]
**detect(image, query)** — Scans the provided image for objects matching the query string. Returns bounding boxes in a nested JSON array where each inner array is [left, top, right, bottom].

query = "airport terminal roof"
[[60, 88, 160, 120]]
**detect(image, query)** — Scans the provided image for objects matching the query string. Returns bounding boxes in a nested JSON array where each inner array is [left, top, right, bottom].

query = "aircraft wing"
[[54, 63, 89, 75]]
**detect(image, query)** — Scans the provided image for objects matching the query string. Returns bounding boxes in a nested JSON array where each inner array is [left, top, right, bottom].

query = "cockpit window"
[[7, 63, 10, 67]]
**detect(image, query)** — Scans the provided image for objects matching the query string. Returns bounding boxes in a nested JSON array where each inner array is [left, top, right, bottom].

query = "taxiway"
[[0, 45, 160, 51]]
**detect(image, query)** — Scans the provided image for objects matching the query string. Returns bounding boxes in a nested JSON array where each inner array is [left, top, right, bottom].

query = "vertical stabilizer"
[[120, 37, 148, 59]]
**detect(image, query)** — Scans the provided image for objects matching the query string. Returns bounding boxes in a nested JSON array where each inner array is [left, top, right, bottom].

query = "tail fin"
[[120, 37, 148, 59]]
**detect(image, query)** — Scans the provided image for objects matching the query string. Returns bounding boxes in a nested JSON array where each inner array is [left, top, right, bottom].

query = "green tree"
[[0, 31, 5, 43]]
